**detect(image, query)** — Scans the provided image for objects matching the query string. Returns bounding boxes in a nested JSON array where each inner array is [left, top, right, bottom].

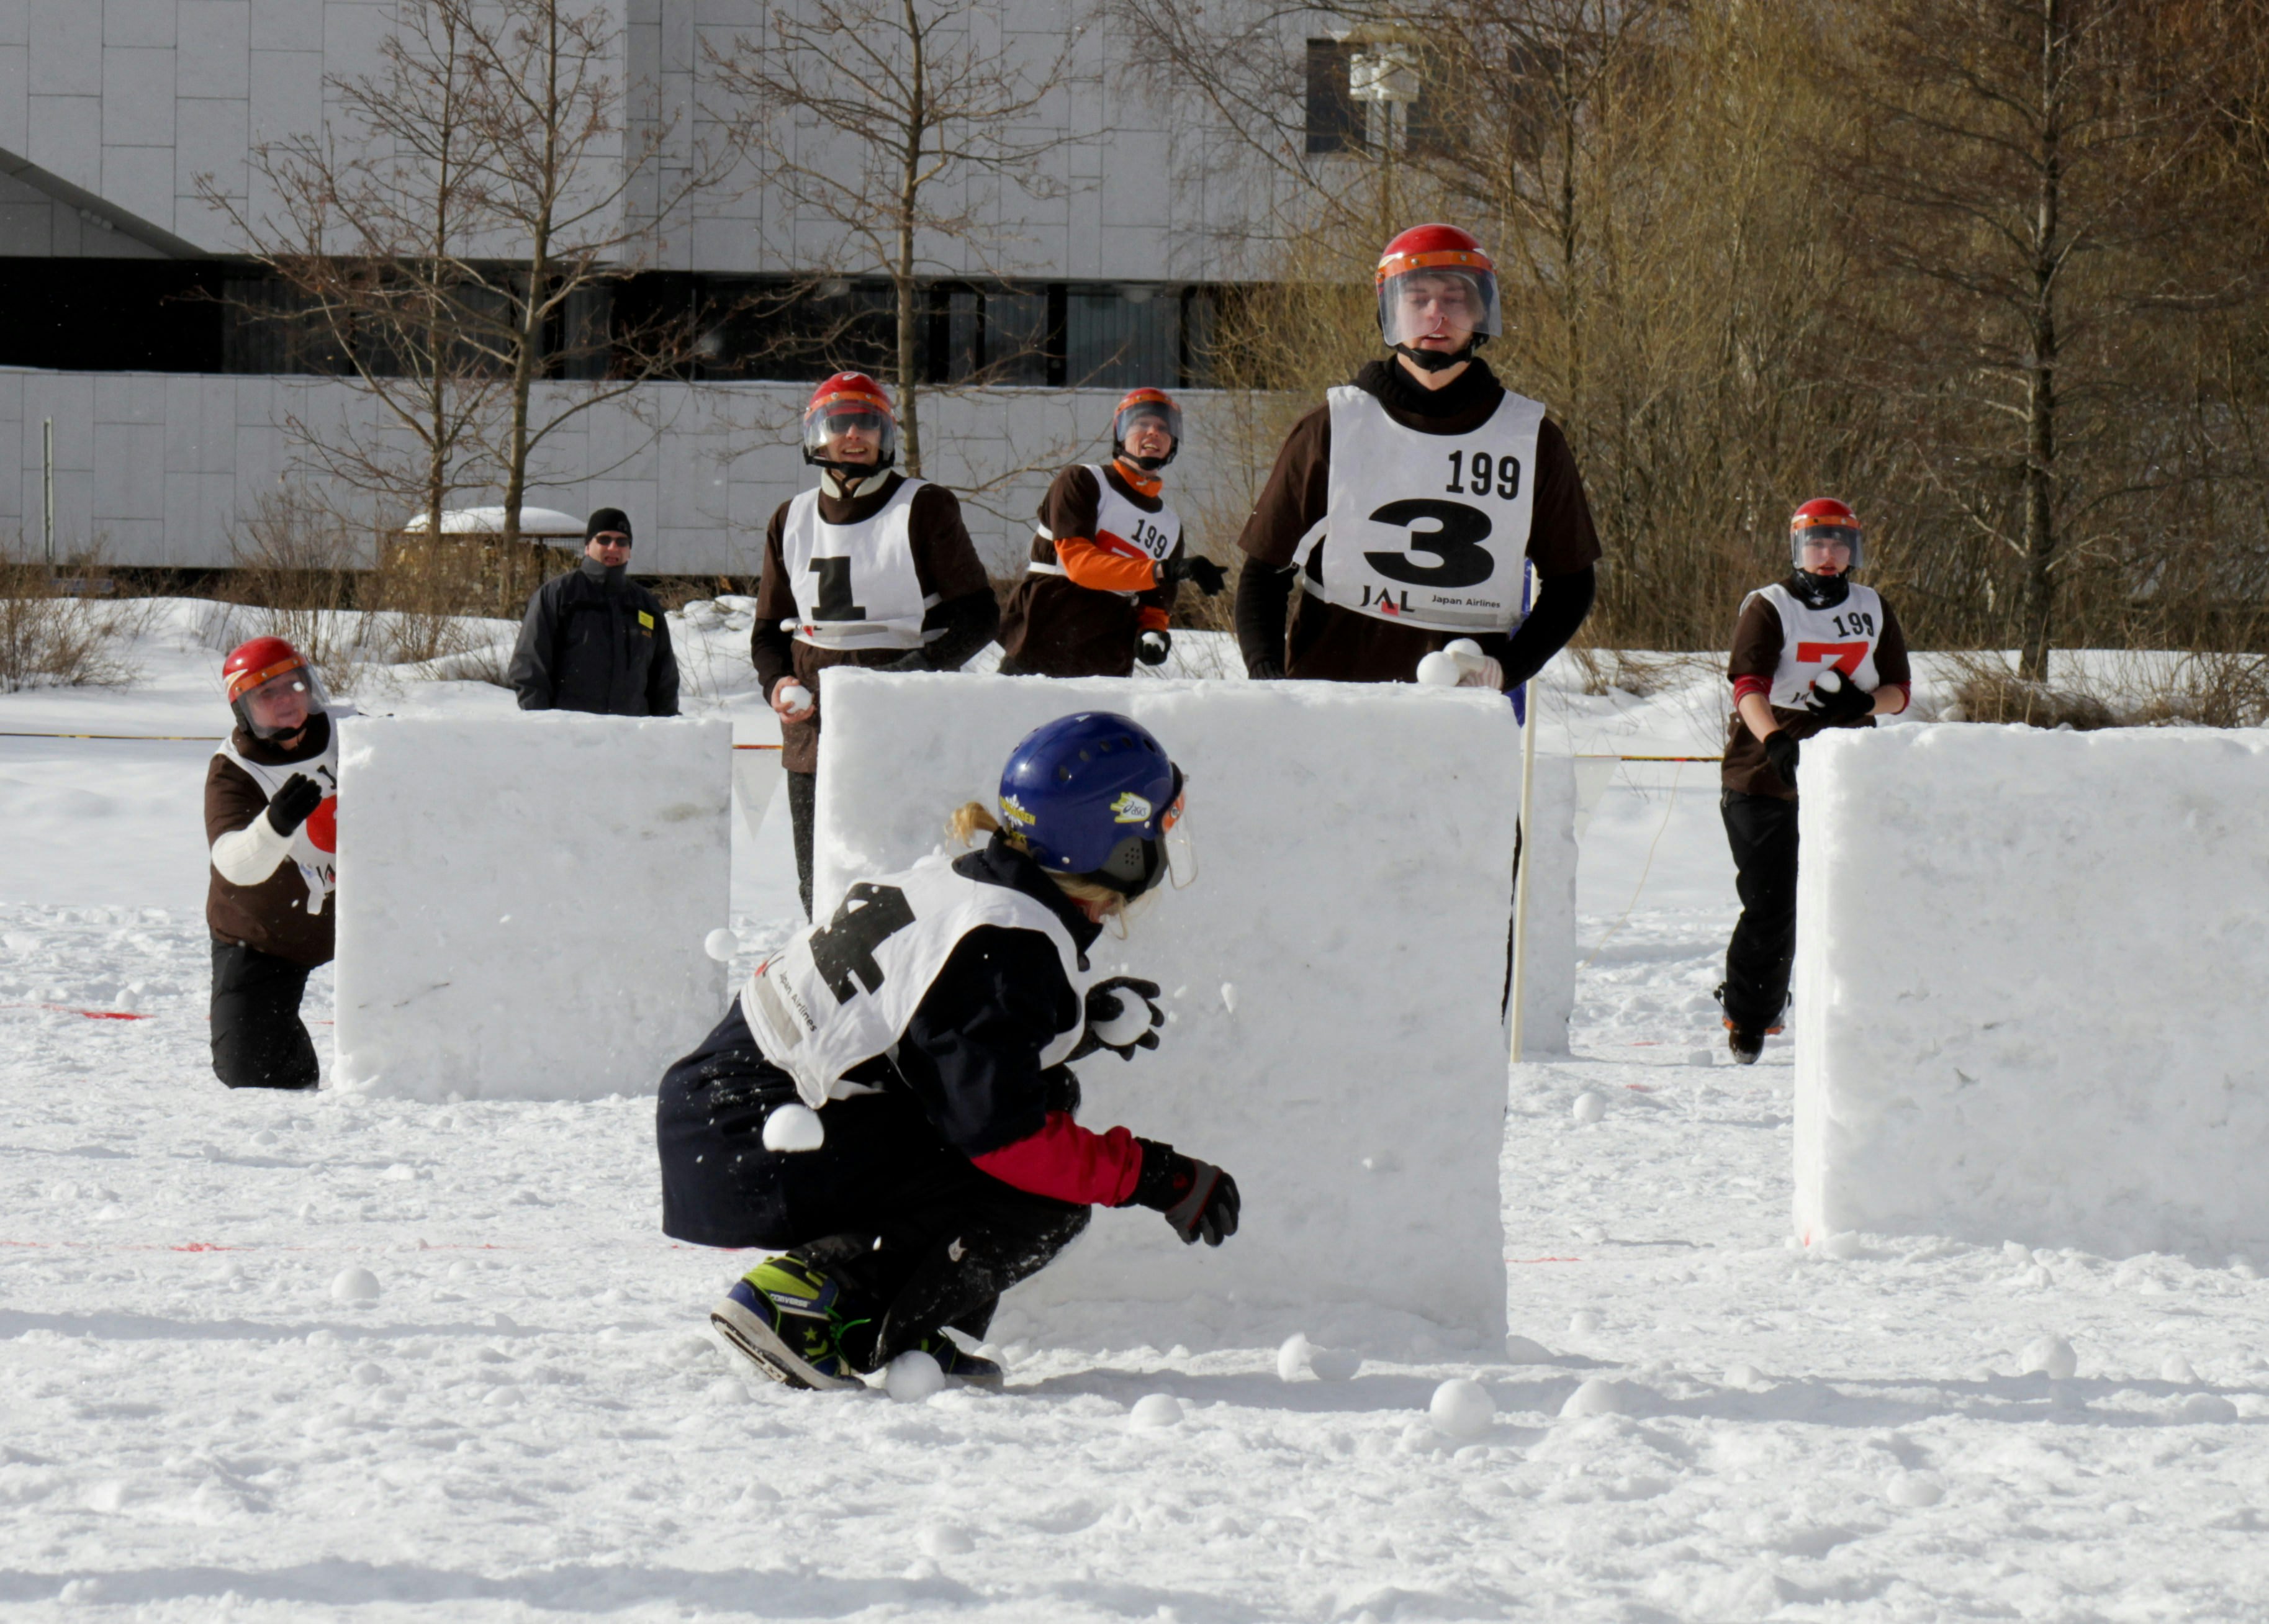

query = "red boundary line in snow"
[[1508, 1256, 1584, 1263], [0, 1003, 152, 1021]]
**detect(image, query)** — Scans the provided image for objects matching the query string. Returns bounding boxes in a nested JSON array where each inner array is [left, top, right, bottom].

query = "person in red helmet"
[[751, 373, 999, 918], [1234, 223, 1600, 688], [1715, 497, 1912, 1063], [996, 388, 1227, 677], [205, 637, 342, 1089]]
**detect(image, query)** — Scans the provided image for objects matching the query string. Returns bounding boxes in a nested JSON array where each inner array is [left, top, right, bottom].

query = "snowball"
[[1503, 1333, 1554, 1364], [1309, 1347, 1361, 1382], [703, 927, 740, 963], [762, 1104, 826, 1153], [1684, 1049, 1713, 1067], [2022, 1335, 2078, 1381], [1275, 1334, 1315, 1383], [1559, 1377, 1622, 1418], [1428, 1378, 1495, 1440], [918, 1522, 975, 1557], [1723, 1363, 1763, 1388], [885, 1350, 947, 1403], [1885, 1471, 1944, 1508], [779, 683, 814, 711], [350, 1361, 385, 1387], [482, 1384, 523, 1407], [330, 1266, 381, 1303], [1129, 1394, 1184, 1429], [2161, 1353, 2198, 1384], [1089, 992, 1153, 1049], [1218, 982, 1237, 1015], [1571, 1091, 1605, 1125], [1568, 1309, 1600, 1335], [1415, 651, 1463, 688], [2180, 1392, 2239, 1423]]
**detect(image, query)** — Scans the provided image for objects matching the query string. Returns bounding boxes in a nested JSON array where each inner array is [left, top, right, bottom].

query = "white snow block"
[[1794, 726, 2269, 1255], [333, 715, 731, 1101], [816, 670, 1574, 1342]]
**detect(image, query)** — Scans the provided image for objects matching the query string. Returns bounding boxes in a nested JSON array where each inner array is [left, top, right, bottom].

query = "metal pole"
[[42, 417, 55, 567], [1507, 564, 1542, 1060]]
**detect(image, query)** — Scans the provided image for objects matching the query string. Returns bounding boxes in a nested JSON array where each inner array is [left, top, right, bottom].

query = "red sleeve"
[[1733, 674, 1771, 701], [970, 1111, 1145, 1207], [1137, 604, 1170, 633]]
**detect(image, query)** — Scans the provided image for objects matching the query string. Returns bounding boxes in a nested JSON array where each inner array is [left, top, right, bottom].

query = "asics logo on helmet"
[[1110, 792, 1153, 824]]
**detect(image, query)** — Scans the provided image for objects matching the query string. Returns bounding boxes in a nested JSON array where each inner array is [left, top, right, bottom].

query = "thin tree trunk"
[[502, 0, 563, 613], [897, 0, 926, 477], [2019, 0, 2066, 683]]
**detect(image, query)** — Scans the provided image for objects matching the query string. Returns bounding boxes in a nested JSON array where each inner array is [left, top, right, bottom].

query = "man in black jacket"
[[508, 508, 681, 716]]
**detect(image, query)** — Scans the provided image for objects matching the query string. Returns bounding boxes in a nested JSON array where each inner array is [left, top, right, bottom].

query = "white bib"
[[1029, 468, 1183, 597], [1307, 385, 1546, 634], [783, 479, 938, 651], [739, 854, 1090, 1109], [1749, 582, 1889, 708], [215, 722, 343, 913]]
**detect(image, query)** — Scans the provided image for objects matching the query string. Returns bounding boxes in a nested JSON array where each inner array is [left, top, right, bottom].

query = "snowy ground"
[[6, 607, 2269, 1620]]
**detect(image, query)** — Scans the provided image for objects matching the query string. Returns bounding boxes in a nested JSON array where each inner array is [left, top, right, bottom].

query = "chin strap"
[[819, 465, 891, 499], [1391, 334, 1487, 374]]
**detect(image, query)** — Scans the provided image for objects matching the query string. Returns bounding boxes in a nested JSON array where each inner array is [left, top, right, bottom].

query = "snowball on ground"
[[1794, 726, 2269, 1256], [333, 715, 731, 1101], [813, 671, 1577, 1345]]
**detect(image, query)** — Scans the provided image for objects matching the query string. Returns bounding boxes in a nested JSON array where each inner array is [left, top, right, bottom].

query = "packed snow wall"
[[816, 670, 1576, 1343], [332, 715, 732, 1101], [1793, 725, 2269, 1256]]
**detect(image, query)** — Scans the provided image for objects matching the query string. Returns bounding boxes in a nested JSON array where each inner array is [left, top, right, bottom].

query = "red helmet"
[[801, 372, 898, 472], [1376, 225, 1502, 356], [1112, 387, 1182, 470], [222, 636, 328, 741], [1789, 497, 1864, 575]]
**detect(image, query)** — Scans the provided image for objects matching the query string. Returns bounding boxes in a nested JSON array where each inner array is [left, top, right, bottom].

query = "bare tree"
[[706, 0, 1094, 475]]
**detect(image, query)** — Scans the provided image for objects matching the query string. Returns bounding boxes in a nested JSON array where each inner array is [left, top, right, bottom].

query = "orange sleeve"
[[1055, 535, 1161, 595], [1137, 605, 1170, 633]]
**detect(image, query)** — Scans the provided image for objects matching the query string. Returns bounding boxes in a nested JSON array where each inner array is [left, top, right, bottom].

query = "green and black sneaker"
[[710, 1257, 864, 1391]]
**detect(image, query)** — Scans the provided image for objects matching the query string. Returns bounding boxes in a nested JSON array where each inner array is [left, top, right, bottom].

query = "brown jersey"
[[1722, 582, 1912, 800], [751, 472, 991, 773], [205, 721, 337, 967], [997, 462, 1180, 677], [1237, 358, 1601, 682]]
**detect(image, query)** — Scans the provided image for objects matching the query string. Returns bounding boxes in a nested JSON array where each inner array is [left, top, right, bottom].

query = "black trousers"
[[786, 767, 816, 921], [210, 941, 320, 1090], [1720, 790, 1802, 1032], [654, 1003, 1089, 1369]]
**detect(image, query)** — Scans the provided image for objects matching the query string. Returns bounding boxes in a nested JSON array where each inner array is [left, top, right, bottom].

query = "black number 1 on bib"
[[808, 883, 916, 1001], [809, 557, 867, 622]]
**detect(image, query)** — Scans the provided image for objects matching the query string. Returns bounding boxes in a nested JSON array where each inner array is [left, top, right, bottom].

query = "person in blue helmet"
[[653, 711, 1242, 1391]]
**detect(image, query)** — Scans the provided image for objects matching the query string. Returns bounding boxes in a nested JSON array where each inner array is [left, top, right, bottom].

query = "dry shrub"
[[0, 543, 150, 692], [228, 489, 373, 692], [2129, 653, 2269, 729], [1939, 652, 2118, 730]]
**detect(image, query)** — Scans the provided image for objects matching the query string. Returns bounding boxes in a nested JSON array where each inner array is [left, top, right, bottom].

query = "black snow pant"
[[786, 767, 816, 921], [654, 1002, 1089, 1371], [1720, 790, 1801, 1033], [210, 941, 320, 1090]]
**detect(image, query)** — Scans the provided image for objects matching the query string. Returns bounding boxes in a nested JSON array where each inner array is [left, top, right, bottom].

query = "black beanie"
[[586, 507, 633, 543]]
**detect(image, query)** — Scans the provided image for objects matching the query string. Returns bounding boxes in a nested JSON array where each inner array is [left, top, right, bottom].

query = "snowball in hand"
[[1428, 1378, 1495, 1440], [330, 1266, 381, 1303], [1089, 992, 1153, 1050], [885, 1350, 946, 1403], [779, 683, 814, 711], [762, 1104, 825, 1153], [1416, 650, 1463, 687], [703, 927, 739, 963]]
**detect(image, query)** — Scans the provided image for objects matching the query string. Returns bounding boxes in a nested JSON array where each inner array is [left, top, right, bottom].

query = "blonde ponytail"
[[946, 799, 1129, 926]]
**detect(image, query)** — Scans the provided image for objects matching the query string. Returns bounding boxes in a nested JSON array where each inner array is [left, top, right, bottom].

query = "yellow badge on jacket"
[[638, 611, 654, 631]]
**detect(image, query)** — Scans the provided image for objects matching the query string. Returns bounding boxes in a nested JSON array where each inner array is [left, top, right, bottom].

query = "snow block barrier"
[[816, 670, 1577, 1345], [333, 715, 731, 1101], [1794, 725, 2269, 1256]]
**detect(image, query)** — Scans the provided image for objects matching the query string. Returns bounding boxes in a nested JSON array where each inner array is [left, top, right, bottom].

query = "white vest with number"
[[739, 854, 1090, 1109], [1030, 466, 1183, 598], [1307, 385, 1546, 634], [214, 721, 343, 912], [783, 479, 936, 651], [1750, 582, 1889, 708]]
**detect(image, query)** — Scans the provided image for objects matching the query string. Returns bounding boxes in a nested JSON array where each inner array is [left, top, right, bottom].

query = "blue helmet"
[[997, 712, 1184, 896]]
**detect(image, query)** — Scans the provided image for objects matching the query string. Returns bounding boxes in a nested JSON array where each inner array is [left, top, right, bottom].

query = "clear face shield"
[[232, 664, 328, 741], [1379, 268, 1503, 352], [1792, 523, 1864, 577], [801, 400, 898, 469], [1114, 403, 1182, 463]]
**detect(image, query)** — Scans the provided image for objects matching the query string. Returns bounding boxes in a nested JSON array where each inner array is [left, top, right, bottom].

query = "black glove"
[[264, 774, 323, 836], [1129, 1140, 1240, 1246], [1804, 670, 1874, 727], [1069, 977, 1164, 1062], [1160, 553, 1227, 596], [883, 650, 931, 672], [1135, 629, 1171, 667], [1039, 1063, 1081, 1117], [1246, 656, 1285, 680], [1764, 731, 1800, 788]]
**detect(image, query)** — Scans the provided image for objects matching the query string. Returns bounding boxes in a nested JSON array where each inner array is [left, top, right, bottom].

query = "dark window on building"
[[0, 259, 227, 371], [1306, 40, 1363, 155], [1066, 285, 1181, 390]]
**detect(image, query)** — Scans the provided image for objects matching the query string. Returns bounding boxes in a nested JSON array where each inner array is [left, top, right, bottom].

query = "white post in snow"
[[42, 418, 54, 567], [1507, 566, 1541, 1060]]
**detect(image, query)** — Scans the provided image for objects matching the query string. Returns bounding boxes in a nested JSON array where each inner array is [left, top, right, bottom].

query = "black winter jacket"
[[508, 559, 680, 716]]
